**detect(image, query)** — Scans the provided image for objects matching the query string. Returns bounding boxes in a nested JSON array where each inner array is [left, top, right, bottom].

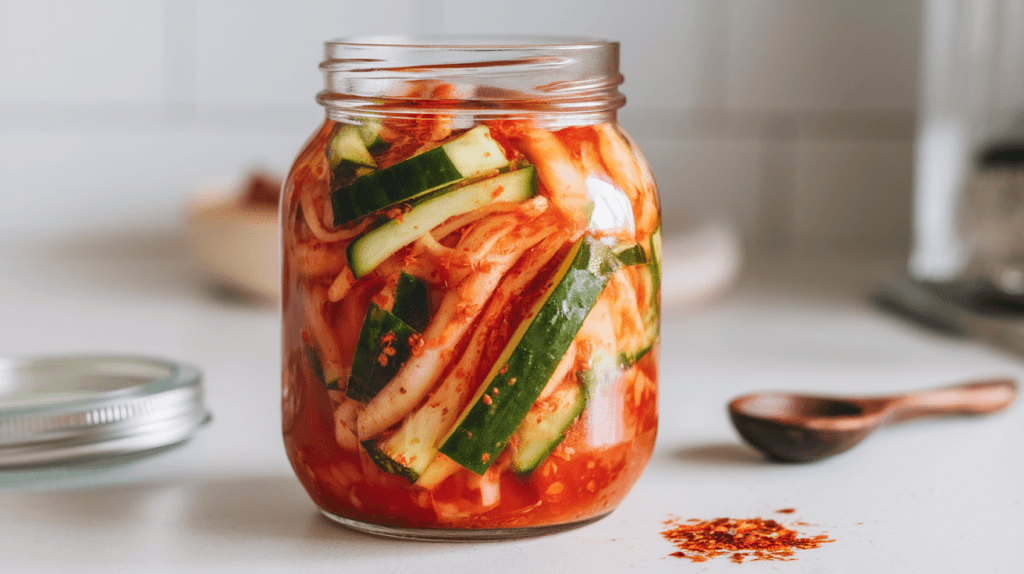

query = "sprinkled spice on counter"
[[661, 516, 833, 564]]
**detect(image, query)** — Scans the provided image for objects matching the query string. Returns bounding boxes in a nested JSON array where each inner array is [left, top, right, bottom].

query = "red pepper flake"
[[499, 364, 509, 375], [407, 333, 425, 356], [508, 377, 516, 386], [491, 387, 499, 396], [776, 508, 796, 514], [491, 184, 505, 199], [385, 203, 413, 224], [661, 516, 833, 564], [377, 330, 399, 365], [482, 395, 493, 406], [481, 452, 490, 463]]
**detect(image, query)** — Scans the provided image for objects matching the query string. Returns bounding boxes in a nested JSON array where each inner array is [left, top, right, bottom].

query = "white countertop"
[[1, 233, 1022, 573]]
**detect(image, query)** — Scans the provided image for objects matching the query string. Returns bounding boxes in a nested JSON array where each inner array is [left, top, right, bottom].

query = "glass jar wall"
[[281, 37, 661, 540]]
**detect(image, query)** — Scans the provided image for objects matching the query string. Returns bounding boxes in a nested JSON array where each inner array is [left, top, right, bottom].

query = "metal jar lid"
[[0, 355, 209, 467]]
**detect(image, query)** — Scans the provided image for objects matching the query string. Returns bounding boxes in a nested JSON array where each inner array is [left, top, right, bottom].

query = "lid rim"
[[0, 355, 208, 468], [0, 355, 200, 419]]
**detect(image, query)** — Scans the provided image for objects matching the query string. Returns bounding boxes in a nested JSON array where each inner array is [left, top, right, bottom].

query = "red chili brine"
[[281, 37, 660, 540]]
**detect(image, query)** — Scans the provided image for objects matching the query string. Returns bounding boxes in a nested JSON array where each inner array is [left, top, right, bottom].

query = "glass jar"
[[281, 36, 660, 540]]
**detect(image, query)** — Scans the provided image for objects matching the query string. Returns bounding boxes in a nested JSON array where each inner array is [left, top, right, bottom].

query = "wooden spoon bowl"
[[729, 378, 1018, 463]]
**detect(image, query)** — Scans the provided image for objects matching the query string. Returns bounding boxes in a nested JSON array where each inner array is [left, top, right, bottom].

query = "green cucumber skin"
[[331, 126, 508, 226], [305, 344, 342, 390], [392, 273, 430, 332], [512, 384, 587, 474], [366, 136, 390, 156], [579, 347, 623, 389], [614, 233, 661, 368], [327, 126, 376, 170], [369, 398, 438, 481], [331, 161, 374, 185], [615, 244, 648, 267], [347, 167, 537, 278], [304, 344, 334, 390], [620, 344, 654, 371], [332, 145, 463, 225], [345, 303, 417, 404], [439, 238, 618, 475], [361, 440, 419, 482], [579, 343, 653, 396], [647, 227, 662, 340], [650, 227, 662, 302]]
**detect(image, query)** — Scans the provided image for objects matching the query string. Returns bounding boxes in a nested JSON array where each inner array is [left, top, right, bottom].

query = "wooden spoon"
[[729, 378, 1017, 463]]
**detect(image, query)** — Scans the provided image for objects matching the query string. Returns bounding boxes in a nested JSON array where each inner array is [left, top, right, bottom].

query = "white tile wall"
[[792, 140, 915, 253], [633, 136, 764, 237], [0, 0, 923, 257], [0, 129, 305, 238], [0, 0, 166, 104], [440, 0, 718, 110], [193, 0, 423, 106], [725, 0, 920, 112]]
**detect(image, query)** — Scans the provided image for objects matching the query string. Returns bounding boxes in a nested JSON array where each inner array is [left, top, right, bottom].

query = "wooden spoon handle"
[[887, 378, 1017, 423]]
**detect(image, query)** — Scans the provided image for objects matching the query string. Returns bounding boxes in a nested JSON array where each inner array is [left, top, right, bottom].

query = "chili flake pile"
[[661, 516, 833, 564]]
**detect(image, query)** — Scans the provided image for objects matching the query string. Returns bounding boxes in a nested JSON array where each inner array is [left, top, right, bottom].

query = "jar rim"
[[326, 35, 617, 50], [319, 35, 624, 122]]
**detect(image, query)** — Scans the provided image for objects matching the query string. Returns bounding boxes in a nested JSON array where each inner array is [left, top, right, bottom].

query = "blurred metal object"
[[908, 0, 1024, 344], [0, 356, 208, 468], [872, 277, 1024, 355], [960, 123, 1024, 297], [911, 0, 1024, 282]]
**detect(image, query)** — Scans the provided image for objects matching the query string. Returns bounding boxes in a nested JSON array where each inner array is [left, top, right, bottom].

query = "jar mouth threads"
[[317, 36, 625, 123]]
